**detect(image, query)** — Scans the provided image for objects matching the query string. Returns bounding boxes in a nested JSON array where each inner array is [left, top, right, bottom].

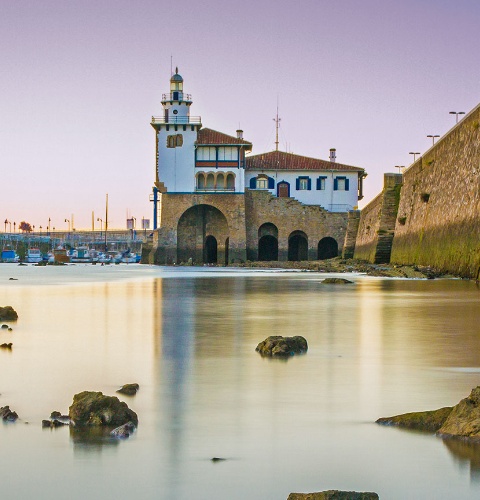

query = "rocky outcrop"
[[116, 383, 139, 396], [110, 421, 136, 438], [0, 406, 19, 422], [256, 336, 308, 357], [287, 491, 379, 499], [321, 278, 354, 284], [376, 407, 452, 432], [377, 387, 480, 442], [69, 391, 138, 427], [0, 306, 18, 321]]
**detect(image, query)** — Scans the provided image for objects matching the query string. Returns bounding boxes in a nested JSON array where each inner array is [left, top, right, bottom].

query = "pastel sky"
[[1, 0, 479, 230]]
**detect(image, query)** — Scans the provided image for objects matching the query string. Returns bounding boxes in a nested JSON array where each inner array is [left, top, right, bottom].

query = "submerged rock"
[[69, 391, 138, 427], [287, 491, 379, 499], [116, 383, 140, 396], [256, 336, 308, 357], [0, 306, 18, 321], [0, 406, 19, 422], [377, 386, 480, 442], [0, 343, 12, 349], [376, 406, 452, 432], [42, 419, 68, 428], [1, 324, 8, 329], [110, 421, 136, 438], [321, 278, 354, 284]]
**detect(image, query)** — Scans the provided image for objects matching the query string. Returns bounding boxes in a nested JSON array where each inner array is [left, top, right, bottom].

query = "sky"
[[1, 0, 479, 230]]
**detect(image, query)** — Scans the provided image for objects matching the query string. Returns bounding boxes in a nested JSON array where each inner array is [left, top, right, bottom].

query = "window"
[[197, 147, 216, 160], [257, 177, 268, 189], [296, 176, 311, 190], [317, 177, 326, 190], [334, 177, 350, 191], [167, 134, 183, 148], [218, 147, 238, 161]]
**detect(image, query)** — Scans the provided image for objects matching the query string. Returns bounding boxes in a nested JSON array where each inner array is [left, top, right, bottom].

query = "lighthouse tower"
[[151, 68, 202, 194]]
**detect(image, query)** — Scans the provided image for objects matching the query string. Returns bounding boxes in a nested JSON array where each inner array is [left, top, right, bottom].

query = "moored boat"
[[70, 246, 92, 263], [26, 248, 43, 263], [1, 247, 20, 263]]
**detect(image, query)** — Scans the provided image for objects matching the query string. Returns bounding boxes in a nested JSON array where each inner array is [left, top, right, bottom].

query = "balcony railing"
[[195, 187, 235, 193], [161, 92, 192, 102], [151, 116, 202, 125]]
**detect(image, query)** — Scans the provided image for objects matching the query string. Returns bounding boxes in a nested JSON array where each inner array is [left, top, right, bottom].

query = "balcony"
[[151, 116, 202, 125], [161, 92, 192, 102], [195, 187, 235, 193]]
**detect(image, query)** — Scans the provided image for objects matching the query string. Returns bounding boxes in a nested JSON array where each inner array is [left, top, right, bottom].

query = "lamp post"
[[427, 134, 440, 146], [64, 218, 70, 231], [47, 217, 51, 236], [39, 225, 42, 235], [4, 219, 8, 233], [409, 152, 421, 162], [395, 165, 405, 174], [13, 222, 16, 233], [449, 111, 465, 124], [97, 218, 103, 239]]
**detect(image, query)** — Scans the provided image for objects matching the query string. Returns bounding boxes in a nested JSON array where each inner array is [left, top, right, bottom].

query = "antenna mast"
[[273, 99, 281, 151]]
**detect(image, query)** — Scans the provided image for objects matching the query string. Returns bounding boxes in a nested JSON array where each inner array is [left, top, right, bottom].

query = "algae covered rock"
[[0, 406, 19, 422], [116, 383, 139, 396], [438, 386, 480, 440], [0, 306, 18, 321], [256, 336, 308, 357], [69, 391, 138, 427], [287, 491, 379, 500], [376, 406, 452, 432], [321, 278, 354, 284]]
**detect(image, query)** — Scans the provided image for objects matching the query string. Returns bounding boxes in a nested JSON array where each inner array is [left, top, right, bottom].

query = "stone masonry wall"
[[390, 104, 480, 278], [354, 174, 403, 263], [342, 210, 361, 259], [245, 190, 348, 261]]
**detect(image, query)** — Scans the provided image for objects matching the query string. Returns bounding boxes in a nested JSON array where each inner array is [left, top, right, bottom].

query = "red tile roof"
[[246, 150, 364, 172], [196, 128, 252, 149]]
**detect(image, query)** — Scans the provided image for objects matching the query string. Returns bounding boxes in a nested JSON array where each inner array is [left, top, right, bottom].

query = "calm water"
[[1, 264, 480, 499]]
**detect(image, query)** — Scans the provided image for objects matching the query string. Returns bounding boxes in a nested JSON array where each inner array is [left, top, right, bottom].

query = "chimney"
[[236, 129, 243, 139], [329, 148, 336, 163]]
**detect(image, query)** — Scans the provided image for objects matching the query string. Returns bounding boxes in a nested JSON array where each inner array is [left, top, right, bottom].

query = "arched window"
[[226, 173, 235, 190], [216, 173, 225, 190], [197, 173, 205, 189], [206, 173, 215, 189]]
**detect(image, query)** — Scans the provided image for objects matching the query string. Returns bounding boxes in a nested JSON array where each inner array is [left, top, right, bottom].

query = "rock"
[[50, 411, 62, 419], [110, 421, 136, 438], [377, 386, 480, 442], [321, 278, 354, 284], [8, 328, 12, 331], [8, 278, 18, 280], [1, 324, 8, 329], [69, 391, 138, 427], [0, 406, 19, 422], [0, 306, 18, 321], [116, 383, 140, 396], [211, 457, 226, 462], [376, 407, 452, 432], [438, 387, 480, 440], [42, 419, 68, 428], [256, 336, 308, 357], [0, 343, 12, 349], [287, 491, 379, 499]]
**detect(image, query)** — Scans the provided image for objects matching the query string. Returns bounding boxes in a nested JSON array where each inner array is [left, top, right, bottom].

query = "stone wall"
[[390, 104, 480, 277], [245, 190, 348, 261], [342, 210, 361, 259], [354, 174, 402, 263]]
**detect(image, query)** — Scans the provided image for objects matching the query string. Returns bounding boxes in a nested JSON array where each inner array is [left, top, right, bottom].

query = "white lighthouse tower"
[[151, 68, 202, 194]]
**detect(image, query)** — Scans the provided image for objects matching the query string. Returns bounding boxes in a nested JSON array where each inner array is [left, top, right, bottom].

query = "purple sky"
[[1, 0, 479, 230]]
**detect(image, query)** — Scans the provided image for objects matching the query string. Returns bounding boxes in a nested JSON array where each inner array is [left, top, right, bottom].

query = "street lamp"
[[449, 111, 465, 124], [409, 152, 421, 162], [395, 165, 405, 174], [97, 218, 103, 239], [13, 222, 16, 233], [427, 134, 440, 145], [47, 217, 51, 236], [4, 219, 8, 233], [39, 225, 42, 235], [64, 218, 70, 231]]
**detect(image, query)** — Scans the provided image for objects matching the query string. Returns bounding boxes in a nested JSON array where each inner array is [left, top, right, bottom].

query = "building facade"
[[148, 70, 366, 265]]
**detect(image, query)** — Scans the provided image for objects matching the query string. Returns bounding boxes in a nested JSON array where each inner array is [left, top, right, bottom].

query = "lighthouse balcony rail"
[[161, 92, 192, 102], [151, 115, 202, 125]]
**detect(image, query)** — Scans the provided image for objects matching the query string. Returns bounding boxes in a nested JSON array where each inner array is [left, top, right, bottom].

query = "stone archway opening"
[[177, 204, 229, 264], [205, 235, 218, 263], [318, 237, 338, 260], [288, 231, 308, 261], [258, 223, 279, 261]]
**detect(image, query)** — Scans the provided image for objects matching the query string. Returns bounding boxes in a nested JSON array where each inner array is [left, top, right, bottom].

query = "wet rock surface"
[[116, 383, 139, 396], [1, 406, 19, 422], [0, 306, 18, 321], [0, 343, 12, 349], [321, 278, 354, 284], [287, 491, 379, 499], [69, 391, 138, 427], [110, 421, 136, 438], [256, 336, 308, 357], [377, 386, 480, 442]]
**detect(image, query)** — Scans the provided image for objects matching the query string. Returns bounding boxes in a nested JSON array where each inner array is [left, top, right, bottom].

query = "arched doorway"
[[318, 237, 338, 260], [177, 205, 229, 264], [288, 231, 308, 261], [258, 222, 279, 261], [205, 236, 217, 263]]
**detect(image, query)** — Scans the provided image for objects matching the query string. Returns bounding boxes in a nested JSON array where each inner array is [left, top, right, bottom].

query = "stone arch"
[[206, 173, 214, 189], [205, 235, 217, 263], [258, 223, 278, 261], [177, 204, 229, 264], [288, 230, 308, 261], [216, 173, 225, 190], [318, 237, 339, 260], [197, 172, 206, 190], [226, 173, 235, 190]]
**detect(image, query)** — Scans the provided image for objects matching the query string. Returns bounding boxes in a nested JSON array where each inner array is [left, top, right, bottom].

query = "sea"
[[0, 263, 479, 499]]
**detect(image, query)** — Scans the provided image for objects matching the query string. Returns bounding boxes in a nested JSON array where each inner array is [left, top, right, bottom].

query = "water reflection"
[[70, 426, 120, 453], [442, 438, 480, 482]]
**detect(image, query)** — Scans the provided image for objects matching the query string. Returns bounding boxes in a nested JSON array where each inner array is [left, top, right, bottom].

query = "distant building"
[[148, 70, 366, 264]]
